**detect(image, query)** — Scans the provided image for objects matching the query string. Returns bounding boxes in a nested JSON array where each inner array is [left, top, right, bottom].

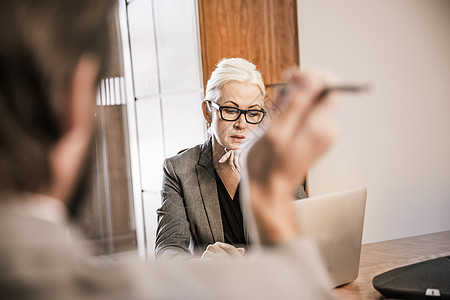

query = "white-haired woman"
[[155, 58, 306, 260]]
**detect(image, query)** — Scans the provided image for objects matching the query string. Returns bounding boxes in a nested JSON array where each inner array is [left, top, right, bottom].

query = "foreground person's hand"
[[200, 242, 246, 261], [247, 70, 339, 244]]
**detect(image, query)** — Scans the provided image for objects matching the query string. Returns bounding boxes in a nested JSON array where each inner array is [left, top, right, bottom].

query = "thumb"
[[219, 150, 232, 163]]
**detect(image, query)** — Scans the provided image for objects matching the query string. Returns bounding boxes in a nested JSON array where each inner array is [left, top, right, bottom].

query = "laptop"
[[294, 187, 367, 287]]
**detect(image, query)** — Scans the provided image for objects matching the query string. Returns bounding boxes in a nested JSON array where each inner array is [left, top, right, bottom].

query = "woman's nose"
[[233, 113, 247, 130]]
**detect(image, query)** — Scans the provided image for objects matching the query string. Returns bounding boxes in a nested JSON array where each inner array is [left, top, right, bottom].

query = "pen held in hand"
[[317, 84, 371, 100], [266, 82, 371, 103]]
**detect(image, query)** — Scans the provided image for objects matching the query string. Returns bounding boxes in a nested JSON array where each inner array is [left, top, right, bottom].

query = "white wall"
[[298, 0, 450, 243]]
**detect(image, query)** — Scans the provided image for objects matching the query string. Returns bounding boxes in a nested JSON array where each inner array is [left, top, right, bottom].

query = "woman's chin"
[[217, 137, 241, 151], [226, 143, 241, 151]]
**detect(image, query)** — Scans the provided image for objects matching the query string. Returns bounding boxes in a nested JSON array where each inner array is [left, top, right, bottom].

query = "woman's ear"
[[201, 100, 212, 123]]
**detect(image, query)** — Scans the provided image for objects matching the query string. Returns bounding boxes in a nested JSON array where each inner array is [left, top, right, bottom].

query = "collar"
[[197, 136, 213, 168]]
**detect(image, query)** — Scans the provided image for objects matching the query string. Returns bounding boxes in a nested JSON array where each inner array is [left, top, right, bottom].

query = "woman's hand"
[[218, 148, 241, 172], [200, 242, 245, 261], [246, 70, 339, 244]]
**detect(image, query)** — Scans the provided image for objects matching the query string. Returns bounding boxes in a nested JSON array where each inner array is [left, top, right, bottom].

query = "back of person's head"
[[204, 58, 265, 104], [0, 0, 113, 195]]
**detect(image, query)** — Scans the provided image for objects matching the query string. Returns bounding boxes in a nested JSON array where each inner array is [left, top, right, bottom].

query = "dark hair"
[[0, 0, 113, 194]]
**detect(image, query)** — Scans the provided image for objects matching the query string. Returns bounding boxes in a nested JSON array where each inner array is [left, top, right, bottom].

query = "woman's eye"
[[223, 108, 239, 114], [248, 111, 261, 117]]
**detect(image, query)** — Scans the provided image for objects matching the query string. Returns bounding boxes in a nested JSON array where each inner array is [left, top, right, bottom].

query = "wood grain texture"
[[335, 231, 450, 299], [198, 0, 299, 89]]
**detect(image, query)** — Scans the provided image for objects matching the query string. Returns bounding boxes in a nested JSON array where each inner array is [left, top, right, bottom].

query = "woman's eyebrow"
[[221, 101, 239, 107], [221, 101, 262, 109]]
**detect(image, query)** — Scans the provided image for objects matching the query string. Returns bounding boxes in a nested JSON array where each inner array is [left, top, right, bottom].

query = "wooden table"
[[335, 230, 450, 299]]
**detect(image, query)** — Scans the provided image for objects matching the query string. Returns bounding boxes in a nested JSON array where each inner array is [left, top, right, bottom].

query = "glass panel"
[[136, 97, 166, 191], [154, 0, 202, 93], [143, 191, 161, 259], [161, 91, 205, 158], [127, 0, 160, 98]]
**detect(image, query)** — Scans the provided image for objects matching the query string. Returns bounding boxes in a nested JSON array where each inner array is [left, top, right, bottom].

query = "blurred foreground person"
[[0, 0, 338, 299]]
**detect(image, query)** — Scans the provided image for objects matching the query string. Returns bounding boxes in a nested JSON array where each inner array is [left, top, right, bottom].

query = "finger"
[[267, 66, 301, 115], [290, 70, 339, 133], [204, 242, 244, 260], [237, 247, 245, 255], [205, 243, 222, 254], [279, 73, 322, 128], [219, 150, 232, 163], [216, 242, 243, 258], [268, 72, 326, 147], [235, 152, 241, 172], [288, 88, 339, 174], [291, 91, 339, 158], [229, 151, 236, 172], [205, 243, 220, 253], [207, 242, 232, 256]]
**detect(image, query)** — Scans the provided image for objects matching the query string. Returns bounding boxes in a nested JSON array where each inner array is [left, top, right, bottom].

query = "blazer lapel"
[[196, 138, 224, 243]]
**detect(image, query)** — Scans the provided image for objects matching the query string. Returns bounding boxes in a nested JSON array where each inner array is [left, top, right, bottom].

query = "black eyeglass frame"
[[208, 101, 266, 124]]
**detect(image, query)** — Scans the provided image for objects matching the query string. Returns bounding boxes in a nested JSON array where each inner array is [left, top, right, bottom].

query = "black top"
[[214, 171, 248, 249]]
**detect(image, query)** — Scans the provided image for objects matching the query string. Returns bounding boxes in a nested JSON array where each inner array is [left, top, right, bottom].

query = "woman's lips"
[[230, 135, 245, 142]]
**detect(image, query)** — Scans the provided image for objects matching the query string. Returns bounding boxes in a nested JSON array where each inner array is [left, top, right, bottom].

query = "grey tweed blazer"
[[155, 137, 307, 260], [155, 137, 234, 260]]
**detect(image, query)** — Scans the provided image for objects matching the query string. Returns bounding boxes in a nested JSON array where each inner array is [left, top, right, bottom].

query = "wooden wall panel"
[[268, 0, 299, 81], [198, 0, 299, 89]]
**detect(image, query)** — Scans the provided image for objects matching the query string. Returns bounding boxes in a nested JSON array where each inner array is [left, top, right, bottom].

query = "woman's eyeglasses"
[[209, 101, 266, 124]]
